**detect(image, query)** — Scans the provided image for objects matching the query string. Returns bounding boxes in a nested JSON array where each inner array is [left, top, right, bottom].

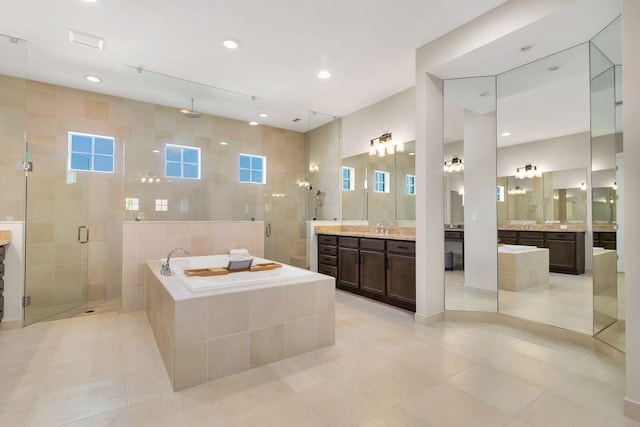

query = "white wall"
[[623, 0, 640, 419], [0, 222, 24, 324], [341, 87, 415, 159]]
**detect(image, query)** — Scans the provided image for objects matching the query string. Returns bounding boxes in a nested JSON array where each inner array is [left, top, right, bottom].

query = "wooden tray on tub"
[[184, 262, 282, 277]]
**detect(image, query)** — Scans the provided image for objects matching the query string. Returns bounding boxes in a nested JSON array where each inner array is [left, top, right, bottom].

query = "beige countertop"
[[315, 225, 416, 241], [498, 224, 587, 232], [0, 230, 10, 246]]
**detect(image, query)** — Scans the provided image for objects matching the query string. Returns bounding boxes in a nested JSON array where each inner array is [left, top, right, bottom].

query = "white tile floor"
[[0, 290, 637, 427]]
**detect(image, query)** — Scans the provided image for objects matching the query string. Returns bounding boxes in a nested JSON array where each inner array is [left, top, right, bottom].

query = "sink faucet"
[[161, 247, 191, 276], [375, 222, 386, 234]]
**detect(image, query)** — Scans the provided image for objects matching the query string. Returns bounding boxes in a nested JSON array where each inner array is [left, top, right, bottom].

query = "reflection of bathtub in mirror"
[[592, 248, 617, 294], [498, 245, 549, 291]]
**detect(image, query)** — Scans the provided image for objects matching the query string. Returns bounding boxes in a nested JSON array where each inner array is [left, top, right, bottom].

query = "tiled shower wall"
[[122, 221, 265, 312], [0, 72, 309, 315]]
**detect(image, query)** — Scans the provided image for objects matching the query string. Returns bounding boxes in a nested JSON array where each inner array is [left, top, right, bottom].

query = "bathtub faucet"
[[161, 247, 191, 276]]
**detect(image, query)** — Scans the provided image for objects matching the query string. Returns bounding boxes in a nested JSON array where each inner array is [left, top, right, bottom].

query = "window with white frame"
[[68, 132, 115, 173], [165, 144, 200, 179], [239, 153, 266, 184], [342, 167, 355, 191], [155, 199, 168, 212], [405, 175, 416, 195], [124, 198, 139, 211], [373, 170, 390, 193]]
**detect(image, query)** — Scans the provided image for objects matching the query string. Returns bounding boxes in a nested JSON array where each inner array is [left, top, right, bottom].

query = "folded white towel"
[[229, 248, 251, 261]]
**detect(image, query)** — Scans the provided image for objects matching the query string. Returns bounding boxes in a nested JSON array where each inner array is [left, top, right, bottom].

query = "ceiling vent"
[[68, 29, 104, 50]]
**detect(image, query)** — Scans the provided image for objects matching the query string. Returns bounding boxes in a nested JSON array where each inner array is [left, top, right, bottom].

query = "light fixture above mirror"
[[515, 164, 541, 179], [369, 132, 403, 157], [443, 157, 464, 173]]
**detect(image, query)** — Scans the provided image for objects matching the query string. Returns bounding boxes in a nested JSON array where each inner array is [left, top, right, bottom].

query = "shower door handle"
[[265, 223, 272, 238], [77, 226, 89, 244]]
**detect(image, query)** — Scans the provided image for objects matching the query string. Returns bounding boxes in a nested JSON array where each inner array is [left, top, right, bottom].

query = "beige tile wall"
[[146, 263, 335, 391], [122, 221, 265, 312]]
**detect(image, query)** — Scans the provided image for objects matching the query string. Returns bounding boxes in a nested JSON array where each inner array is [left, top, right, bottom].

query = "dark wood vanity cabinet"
[[593, 231, 617, 250], [497, 230, 585, 275], [318, 234, 416, 311], [359, 239, 386, 296], [0, 245, 5, 321], [545, 232, 585, 274], [386, 241, 416, 308]]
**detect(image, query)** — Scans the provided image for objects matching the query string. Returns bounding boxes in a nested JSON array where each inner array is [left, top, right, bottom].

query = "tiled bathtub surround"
[[145, 260, 335, 391], [122, 221, 265, 312]]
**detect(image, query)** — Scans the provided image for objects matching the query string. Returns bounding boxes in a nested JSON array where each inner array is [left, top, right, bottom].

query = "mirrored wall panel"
[[497, 44, 592, 334], [444, 76, 497, 312], [341, 140, 416, 226], [590, 15, 624, 351]]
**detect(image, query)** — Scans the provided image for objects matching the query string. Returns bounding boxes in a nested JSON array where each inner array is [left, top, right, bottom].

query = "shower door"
[[23, 142, 89, 325]]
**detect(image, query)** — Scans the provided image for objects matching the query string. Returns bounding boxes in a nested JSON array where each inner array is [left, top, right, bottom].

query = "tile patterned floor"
[[0, 290, 636, 427]]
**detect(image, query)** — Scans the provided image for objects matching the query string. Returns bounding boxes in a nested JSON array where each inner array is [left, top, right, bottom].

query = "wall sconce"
[[580, 182, 587, 191], [309, 164, 319, 172], [508, 186, 527, 195], [369, 132, 403, 157], [554, 193, 559, 200], [515, 164, 542, 179], [612, 181, 617, 190], [444, 157, 464, 173]]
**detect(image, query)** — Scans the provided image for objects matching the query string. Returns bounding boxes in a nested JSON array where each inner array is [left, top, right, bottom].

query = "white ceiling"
[[0, 0, 513, 133]]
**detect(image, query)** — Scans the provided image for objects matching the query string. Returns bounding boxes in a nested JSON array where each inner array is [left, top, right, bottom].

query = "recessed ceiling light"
[[84, 75, 101, 83], [223, 39, 239, 49], [318, 70, 331, 79], [248, 121, 259, 126], [501, 132, 511, 137], [220, 141, 228, 145], [259, 113, 269, 118], [520, 45, 532, 52], [547, 65, 560, 72]]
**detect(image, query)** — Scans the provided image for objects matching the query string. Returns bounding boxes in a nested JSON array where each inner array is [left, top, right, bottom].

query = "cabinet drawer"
[[387, 240, 415, 255], [318, 235, 337, 245], [360, 238, 385, 251], [498, 230, 518, 238], [518, 231, 543, 239], [318, 245, 337, 256], [338, 236, 359, 248], [600, 232, 616, 241], [318, 264, 337, 278], [545, 232, 575, 241], [445, 231, 462, 239], [0, 246, 5, 256], [318, 254, 337, 266], [0, 279, 3, 293]]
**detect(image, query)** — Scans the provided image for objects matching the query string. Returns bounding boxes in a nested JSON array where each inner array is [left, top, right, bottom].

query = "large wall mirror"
[[590, 16, 623, 351], [341, 140, 416, 226], [496, 43, 592, 334], [444, 76, 498, 313]]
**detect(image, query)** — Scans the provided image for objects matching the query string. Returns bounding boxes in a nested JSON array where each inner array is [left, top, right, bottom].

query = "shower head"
[[180, 98, 201, 119]]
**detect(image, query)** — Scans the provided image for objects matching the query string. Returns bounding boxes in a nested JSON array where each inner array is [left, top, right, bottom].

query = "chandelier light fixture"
[[369, 133, 403, 157], [515, 164, 542, 179], [444, 157, 464, 173]]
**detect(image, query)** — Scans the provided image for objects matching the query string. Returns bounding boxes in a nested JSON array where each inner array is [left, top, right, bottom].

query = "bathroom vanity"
[[497, 230, 585, 274], [316, 227, 416, 311], [0, 230, 9, 321]]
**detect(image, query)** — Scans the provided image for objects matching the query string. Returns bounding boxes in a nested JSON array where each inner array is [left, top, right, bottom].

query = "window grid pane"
[[165, 144, 201, 179], [68, 132, 114, 173], [239, 154, 266, 184]]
